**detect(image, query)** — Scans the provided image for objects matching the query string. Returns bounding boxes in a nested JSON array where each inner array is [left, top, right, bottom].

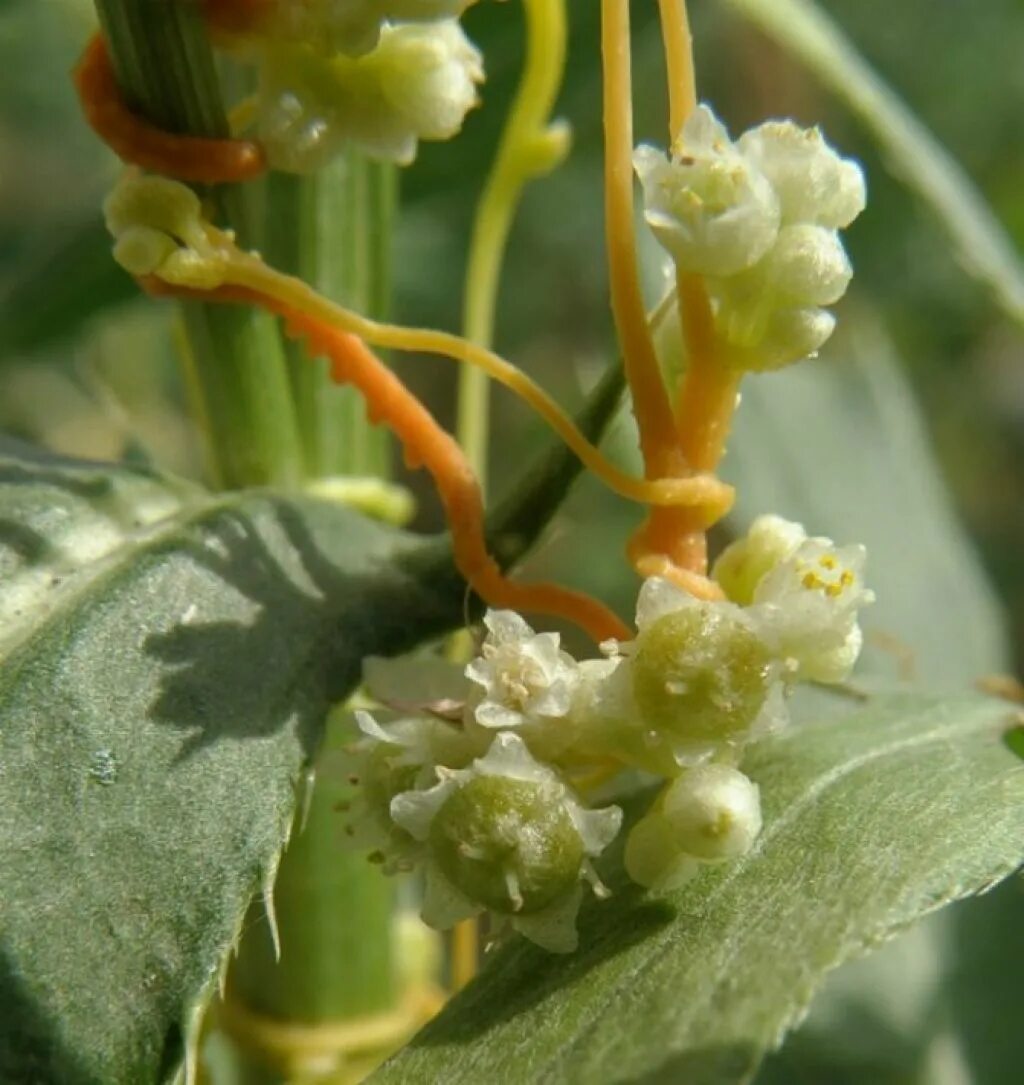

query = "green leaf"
[[0, 439, 468, 1084], [0, 343, 624, 1082], [721, 0, 1024, 327], [373, 692, 1024, 1085], [722, 316, 1011, 1083]]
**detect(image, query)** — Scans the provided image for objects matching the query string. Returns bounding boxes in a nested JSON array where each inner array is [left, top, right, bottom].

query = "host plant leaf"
[[0, 440, 464, 1084], [373, 692, 1024, 1085], [0, 330, 625, 1083]]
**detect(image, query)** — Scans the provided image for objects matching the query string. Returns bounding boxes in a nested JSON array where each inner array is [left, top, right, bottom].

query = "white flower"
[[634, 105, 780, 276], [625, 764, 762, 890], [465, 609, 578, 730], [272, 0, 478, 57], [713, 515, 808, 605], [391, 732, 622, 952], [339, 709, 475, 869], [257, 20, 483, 171], [749, 535, 874, 683], [737, 120, 866, 228]]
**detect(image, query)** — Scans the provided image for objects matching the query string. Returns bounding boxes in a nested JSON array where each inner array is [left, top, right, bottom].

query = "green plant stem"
[[224, 157, 402, 1069], [91, 3, 405, 1079], [263, 152, 395, 478], [229, 720, 395, 1025], [94, 0, 304, 490]]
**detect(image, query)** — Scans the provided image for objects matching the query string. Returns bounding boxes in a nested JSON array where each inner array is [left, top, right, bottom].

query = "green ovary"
[[429, 777, 583, 914], [631, 606, 773, 744]]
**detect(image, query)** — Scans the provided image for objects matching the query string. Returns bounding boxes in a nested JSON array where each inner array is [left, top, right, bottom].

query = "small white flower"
[[465, 609, 578, 729], [270, 0, 478, 57], [634, 105, 780, 277], [339, 709, 475, 868], [391, 732, 621, 952], [737, 120, 866, 229], [749, 535, 875, 683], [258, 20, 483, 171]]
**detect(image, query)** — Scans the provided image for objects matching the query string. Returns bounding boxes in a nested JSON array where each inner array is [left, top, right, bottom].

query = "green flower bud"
[[103, 173, 227, 287], [429, 775, 584, 914], [624, 810, 698, 891], [631, 602, 776, 747]]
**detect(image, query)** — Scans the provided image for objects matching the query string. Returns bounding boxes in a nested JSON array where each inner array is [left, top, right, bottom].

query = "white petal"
[[635, 577, 695, 630], [389, 778, 455, 840], [483, 609, 535, 644], [421, 865, 480, 929], [511, 885, 583, 953]]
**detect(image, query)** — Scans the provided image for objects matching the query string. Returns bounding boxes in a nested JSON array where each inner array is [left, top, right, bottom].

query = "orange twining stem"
[[202, 0, 276, 36], [143, 278, 631, 644], [73, 32, 266, 184]]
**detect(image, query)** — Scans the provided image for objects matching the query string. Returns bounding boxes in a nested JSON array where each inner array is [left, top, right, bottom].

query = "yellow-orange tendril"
[[144, 278, 631, 643]]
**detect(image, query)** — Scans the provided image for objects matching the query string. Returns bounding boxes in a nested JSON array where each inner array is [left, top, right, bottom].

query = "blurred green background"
[[1, 1, 1021, 1081]]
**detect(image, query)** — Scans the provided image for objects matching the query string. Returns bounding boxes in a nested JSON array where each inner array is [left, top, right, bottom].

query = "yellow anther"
[[802, 571, 824, 591], [824, 583, 843, 598], [819, 555, 837, 570], [840, 570, 855, 587]]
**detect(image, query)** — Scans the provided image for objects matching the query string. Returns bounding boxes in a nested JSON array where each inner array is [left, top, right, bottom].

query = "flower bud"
[[661, 764, 762, 860], [754, 224, 853, 308], [103, 174, 227, 287], [737, 120, 866, 228], [623, 810, 699, 891], [103, 173, 207, 249], [713, 515, 807, 605], [111, 227, 179, 279], [634, 106, 780, 277]]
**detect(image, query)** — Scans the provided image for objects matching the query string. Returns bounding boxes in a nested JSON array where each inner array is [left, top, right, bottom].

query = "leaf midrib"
[[0, 487, 233, 664]]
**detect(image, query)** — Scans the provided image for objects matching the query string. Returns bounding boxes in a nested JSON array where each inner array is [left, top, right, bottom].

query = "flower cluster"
[[343, 516, 873, 951], [635, 106, 866, 371], [216, 0, 483, 170]]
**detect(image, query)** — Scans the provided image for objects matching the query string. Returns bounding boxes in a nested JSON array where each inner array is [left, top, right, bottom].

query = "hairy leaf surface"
[[374, 693, 1024, 1085], [0, 439, 473, 1084]]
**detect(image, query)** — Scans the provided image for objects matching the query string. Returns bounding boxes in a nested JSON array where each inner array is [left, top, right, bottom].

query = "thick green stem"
[[228, 720, 395, 1025], [94, 0, 304, 490], [92, 4, 406, 1080], [225, 158, 403, 1069], [263, 152, 396, 478]]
